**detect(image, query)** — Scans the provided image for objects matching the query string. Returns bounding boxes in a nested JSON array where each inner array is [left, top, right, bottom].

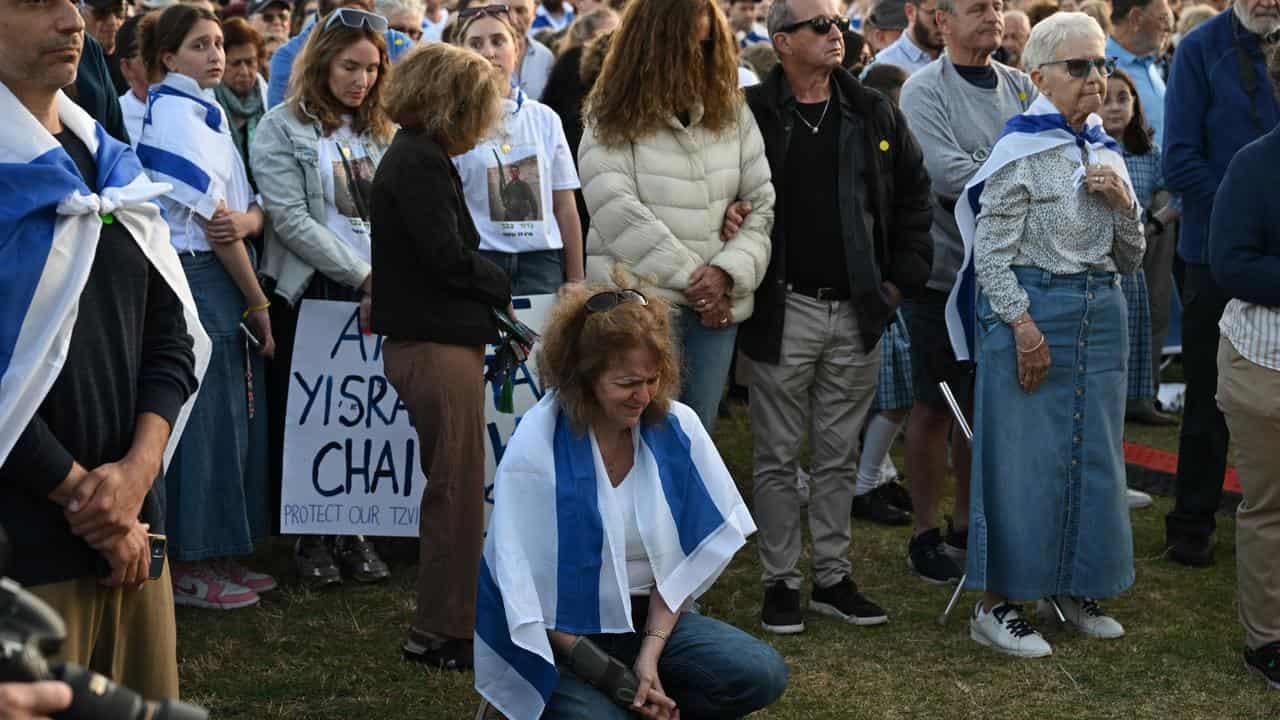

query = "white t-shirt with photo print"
[[453, 90, 580, 255], [317, 121, 377, 265]]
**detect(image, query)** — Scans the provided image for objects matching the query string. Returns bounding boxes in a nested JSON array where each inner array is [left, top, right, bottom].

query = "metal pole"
[[933, 380, 1066, 626]]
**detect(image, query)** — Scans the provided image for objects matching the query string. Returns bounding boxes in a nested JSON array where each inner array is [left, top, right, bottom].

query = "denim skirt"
[[965, 267, 1135, 600], [165, 251, 270, 561]]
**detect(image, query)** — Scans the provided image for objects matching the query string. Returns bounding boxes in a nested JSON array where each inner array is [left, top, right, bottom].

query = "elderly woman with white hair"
[[952, 11, 1144, 659]]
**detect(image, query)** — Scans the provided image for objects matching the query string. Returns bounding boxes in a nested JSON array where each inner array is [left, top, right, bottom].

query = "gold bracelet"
[[644, 628, 669, 641], [1017, 334, 1046, 354], [242, 300, 271, 320]]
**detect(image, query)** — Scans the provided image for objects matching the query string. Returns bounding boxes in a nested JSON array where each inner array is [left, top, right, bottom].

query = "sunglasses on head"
[[323, 7, 389, 34], [458, 4, 511, 19], [585, 289, 649, 315], [1038, 56, 1117, 78], [778, 14, 851, 35]]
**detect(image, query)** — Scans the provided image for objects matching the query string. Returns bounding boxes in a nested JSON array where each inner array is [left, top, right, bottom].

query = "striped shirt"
[[1221, 300, 1280, 371]]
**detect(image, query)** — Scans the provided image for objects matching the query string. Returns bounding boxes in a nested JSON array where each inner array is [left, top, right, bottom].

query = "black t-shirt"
[[0, 129, 197, 586], [954, 63, 998, 90], [783, 99, 849, 293]]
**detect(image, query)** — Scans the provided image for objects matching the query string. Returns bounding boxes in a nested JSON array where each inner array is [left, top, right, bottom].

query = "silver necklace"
[[793, 97, 831, 135]]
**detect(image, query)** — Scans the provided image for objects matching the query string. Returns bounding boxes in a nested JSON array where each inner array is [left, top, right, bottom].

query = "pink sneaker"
[[172, 561, 260, 610], [211, 558, 278, 594]]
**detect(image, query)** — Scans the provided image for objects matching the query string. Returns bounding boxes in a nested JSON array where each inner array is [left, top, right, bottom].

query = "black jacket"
[[70, 34, 129, 145], [740, 66, 933, 361], [370, 128, 511, 346]]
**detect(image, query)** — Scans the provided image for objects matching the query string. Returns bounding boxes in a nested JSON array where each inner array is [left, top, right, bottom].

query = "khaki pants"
[[1217, 337, 1280, 650], [750, 292, 880, 590], [383, 340, 487, 640], [27, 560, 179, 701]]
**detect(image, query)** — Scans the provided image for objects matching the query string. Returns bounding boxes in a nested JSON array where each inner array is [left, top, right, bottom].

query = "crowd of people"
[[1, 0, 1279, 714]]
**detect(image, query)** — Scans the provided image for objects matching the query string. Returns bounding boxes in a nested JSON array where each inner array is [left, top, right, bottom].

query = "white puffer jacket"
[[578, 100, 775, 321]]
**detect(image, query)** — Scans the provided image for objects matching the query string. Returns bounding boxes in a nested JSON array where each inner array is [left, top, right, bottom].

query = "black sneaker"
[[942, 516, 968, 566], [1245, 642, 1280, 690], [811, 576, 888, 626], [908, 528, 961, 585], [877, 479, 914, 512], [334, 535, 391, 583], [294, 535, 341, 590], [403, 636, 474, 671], [1167, 536, 1215, 567], [761, 581, 805, 635], [851, 486, 911, 526]]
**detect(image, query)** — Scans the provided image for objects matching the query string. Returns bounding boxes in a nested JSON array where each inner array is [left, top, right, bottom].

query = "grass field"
[[175, 405, 1280, 720]]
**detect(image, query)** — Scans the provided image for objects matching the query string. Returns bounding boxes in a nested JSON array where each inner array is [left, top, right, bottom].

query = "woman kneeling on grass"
[[475, 284, 787, 720]]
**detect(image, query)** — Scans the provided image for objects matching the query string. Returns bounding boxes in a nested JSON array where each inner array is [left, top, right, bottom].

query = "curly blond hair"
[[537, 283, 681, 433], [585, 0, 742, 147], [383, 43, 504, 154]]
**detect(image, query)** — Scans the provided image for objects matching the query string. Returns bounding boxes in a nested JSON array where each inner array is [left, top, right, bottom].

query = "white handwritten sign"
[[279, 296, 552, 536]]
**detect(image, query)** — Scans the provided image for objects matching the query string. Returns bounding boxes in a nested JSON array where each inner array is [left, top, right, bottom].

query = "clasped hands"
[[685, 200, 754, 329], [50, 453, 158, 589]]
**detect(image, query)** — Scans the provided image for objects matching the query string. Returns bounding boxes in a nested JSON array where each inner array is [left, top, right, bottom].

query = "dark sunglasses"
[[778, 14, 851, 35], [458, 4, 511, 19], [585, 289, 649, 314], [1038, 56, 1117, 79], [323, 7, 389, 34]]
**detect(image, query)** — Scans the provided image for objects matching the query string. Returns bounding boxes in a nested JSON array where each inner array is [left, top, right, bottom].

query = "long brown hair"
[[1107, 69, 1154, 156], [585, 0, 741, 147], [287, 17, 394, 142], [139, 4, 220, 83]]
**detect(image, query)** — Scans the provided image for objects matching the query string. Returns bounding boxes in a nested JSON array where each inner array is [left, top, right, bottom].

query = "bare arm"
[[552, 189, 585, 283]]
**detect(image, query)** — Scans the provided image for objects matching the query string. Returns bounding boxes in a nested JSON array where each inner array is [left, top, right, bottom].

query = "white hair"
[[1234, 0, 1280, 36], [1004, 9, 1030, 27], [1021, 11, 1105, 71], [374, 0, 423, 17]]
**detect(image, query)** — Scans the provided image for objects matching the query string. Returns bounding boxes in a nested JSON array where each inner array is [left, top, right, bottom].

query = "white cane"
[[934, 381, 1067, 626]]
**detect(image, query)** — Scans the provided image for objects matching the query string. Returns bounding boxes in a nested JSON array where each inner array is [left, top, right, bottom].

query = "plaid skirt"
[[873, 311, 914, 412], [1121, 270, 1154, 401]]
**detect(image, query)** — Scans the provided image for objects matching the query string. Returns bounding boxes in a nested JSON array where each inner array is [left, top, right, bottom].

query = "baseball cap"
[[247, 0, 292, 15], [866, 0, 908, 30]]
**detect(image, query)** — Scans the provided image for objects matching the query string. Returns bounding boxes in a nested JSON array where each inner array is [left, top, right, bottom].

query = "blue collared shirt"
[[864, 31, 934, 77], [530, 4, 573, 34], [1107, 35, 1166, 147]]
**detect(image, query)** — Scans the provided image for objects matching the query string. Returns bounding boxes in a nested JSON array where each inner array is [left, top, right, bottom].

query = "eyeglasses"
[[777, 14, 851, 35], [323, 7, 390, 34], [1038, 56, 1117, 78], [585, 289, 649, 314], [458, 4, 511, 20]]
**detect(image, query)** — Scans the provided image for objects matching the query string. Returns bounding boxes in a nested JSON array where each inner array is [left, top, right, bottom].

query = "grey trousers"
[[750, 292, 880, 590], [1145, 207, 1178, 388]]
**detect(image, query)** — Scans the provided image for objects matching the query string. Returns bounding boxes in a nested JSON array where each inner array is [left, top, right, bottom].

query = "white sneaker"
[[1126, 488, 1153, 509], [1039, 596, 1125, 639], [970, 601, 1053, 658], [879, 455, 899, 483], [796, 468, 811, 506]]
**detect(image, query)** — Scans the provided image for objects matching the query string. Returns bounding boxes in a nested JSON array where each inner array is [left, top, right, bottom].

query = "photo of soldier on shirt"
[[486, 149, 542, 222]]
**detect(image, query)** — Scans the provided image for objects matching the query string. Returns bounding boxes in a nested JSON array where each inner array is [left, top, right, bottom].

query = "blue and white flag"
[[0, 82, 211, 468], [475, 394, 755, 720], [945, 94, 1134, 361], [137, 73, 253, 236]]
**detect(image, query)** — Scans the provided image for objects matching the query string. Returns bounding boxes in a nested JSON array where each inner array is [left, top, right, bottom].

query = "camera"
[[0, 526, 209, 720]]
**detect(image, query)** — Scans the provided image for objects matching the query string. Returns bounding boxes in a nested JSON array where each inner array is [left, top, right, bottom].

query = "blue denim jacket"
[[249, 103, 389, 305]]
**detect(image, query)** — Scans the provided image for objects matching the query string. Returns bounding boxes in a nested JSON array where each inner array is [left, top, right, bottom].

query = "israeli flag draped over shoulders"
[[475, 393, 756, 720], [136, 72, 251, 222], [0, 82, 211, 467], [945, 94, 1134, 361]]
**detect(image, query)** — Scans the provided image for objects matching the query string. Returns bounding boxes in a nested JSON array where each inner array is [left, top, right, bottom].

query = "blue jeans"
[[543, 612, 788, 720], [478, 249, 563, 295], [676, 306, 738, 433]]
